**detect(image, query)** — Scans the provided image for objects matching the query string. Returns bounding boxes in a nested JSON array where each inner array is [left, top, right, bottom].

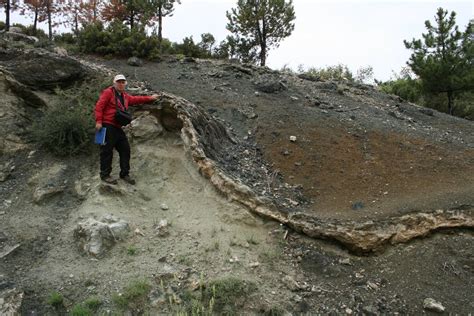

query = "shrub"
[[378, 77, 422, 103], [54, 32, 77, 44], [70, 304, 92, 316], [22, 25, 48, 39], [47, 291, 64, 308], [202, 278, 257, 314], [83, 296, 102, 310], [77, 22, 112, 55], [303, 64, 355, 82], [32, 102, 93, 156]]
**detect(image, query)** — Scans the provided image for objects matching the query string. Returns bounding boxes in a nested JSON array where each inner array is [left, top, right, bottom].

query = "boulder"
[[3, 31, 38, 44], [127, 56, 143, 67], [53, 47, 68, 57], [130, 114, 164, 140], [253, 76, 287, 93], [2, 49, 87, 89], [73, 215, 130, 257]]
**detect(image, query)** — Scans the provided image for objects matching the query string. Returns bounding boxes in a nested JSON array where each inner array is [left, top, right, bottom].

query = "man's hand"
[[151, 94, 160, 101], [95, 123, 102, 131]]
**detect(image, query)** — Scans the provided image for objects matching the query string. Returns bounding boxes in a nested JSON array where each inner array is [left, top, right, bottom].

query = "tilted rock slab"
[[154, 91, 474, 253]]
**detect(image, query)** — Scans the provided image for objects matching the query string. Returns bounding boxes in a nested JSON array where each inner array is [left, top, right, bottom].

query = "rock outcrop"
[[73, 214, 130, 257]]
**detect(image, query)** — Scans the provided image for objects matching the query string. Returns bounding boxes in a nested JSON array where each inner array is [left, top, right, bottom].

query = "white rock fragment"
[[289, 136, 297, 142], [423, 298, 445, 313]]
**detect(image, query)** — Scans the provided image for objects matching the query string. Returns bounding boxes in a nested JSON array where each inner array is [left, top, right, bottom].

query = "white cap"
[[113, 74, 127, 82]]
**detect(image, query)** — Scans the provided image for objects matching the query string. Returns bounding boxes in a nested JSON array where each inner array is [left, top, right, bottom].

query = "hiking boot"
[[101, 175, 118, 185], [120, 175, 136, 185]]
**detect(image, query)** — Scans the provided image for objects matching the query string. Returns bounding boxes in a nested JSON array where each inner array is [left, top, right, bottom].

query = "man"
[[95, 74, 159, 185]]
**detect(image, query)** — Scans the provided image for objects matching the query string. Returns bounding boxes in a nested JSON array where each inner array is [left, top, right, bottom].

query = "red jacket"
[[95, 86, 155, 128]]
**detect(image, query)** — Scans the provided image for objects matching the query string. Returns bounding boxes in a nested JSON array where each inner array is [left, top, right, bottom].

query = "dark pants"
[[100, 124, 130, 179]]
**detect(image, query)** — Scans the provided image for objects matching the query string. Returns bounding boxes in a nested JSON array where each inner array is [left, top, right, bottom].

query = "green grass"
[[83, 296, 101, 310], [169, 277, 257, 315], [47, 291, 64, 308], [112, 279, 151, 311], [127, 245, 138, 256], [202, 277, 257, 314], [70, 304, 92, 316]]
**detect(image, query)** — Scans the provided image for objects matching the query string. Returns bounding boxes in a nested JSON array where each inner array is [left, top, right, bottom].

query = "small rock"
[[160, 203, 169, 210], [351, 202, 364, 210], [282, 275, 301, 291], [339, 258, 352, 265], [290, 96, 299, 101], [289, 136, 297, 142], [134, 228, 145, 236], [362, 305, 378, 315], [423, 298, 445, 313], [249, 262, 260, 268], [366, 281, 379, 290], [345, 308, 353, 315]]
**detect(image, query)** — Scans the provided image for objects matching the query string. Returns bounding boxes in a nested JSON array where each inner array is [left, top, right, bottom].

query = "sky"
[[2, 0, 472, 81]]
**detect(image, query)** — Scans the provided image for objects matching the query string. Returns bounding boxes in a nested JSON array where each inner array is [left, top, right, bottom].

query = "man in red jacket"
[[95, 74, 159, 185]]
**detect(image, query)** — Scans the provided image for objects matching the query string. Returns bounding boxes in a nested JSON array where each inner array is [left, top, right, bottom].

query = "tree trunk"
[[260, 17, 267, 66], [260, 42, 266, 66], [33, 8, 38, 35], [6, 0, 10, 31], [130, 11, 134, 30], [158, 6, 163, 48], [447, 90, 454, 115], [48, 13, 52, 40], [75, 14, 78, 34], [93, 0, 98, 22]]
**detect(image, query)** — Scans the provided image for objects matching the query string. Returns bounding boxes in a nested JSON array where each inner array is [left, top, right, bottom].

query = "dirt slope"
[[100, 57, 474, 221], [0, 51, 473, 315]]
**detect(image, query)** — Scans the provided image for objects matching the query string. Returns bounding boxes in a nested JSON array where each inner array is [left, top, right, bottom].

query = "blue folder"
[[94, 127, 106, 145]]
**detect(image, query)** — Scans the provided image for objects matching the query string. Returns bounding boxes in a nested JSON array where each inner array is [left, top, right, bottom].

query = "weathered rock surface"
[[423, 298, 445, 313], [253, 75, 287, 93], [29, 163, 68, 204], [151, 90, 474, 253], [127, 56, 143, 67], [0, 48, 87, 89], [73, 215, 129, 257], [130, 113, 164, 140], [2, 31, 38, 44], [0, 288, 24, 315]]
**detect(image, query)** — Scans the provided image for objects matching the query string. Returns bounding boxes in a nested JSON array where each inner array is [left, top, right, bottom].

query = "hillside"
[[0, 40, 473, 315]]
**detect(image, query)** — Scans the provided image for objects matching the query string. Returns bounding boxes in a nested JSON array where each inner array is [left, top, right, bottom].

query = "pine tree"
[[226, 0, 295, 66], [20, 0, 45, 34], [102, 0, 151, 30], [404, 8, 473, 115], [62, 0, 102, 34], [1, 0, 20, 31], [148, 0, 181, 47]]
